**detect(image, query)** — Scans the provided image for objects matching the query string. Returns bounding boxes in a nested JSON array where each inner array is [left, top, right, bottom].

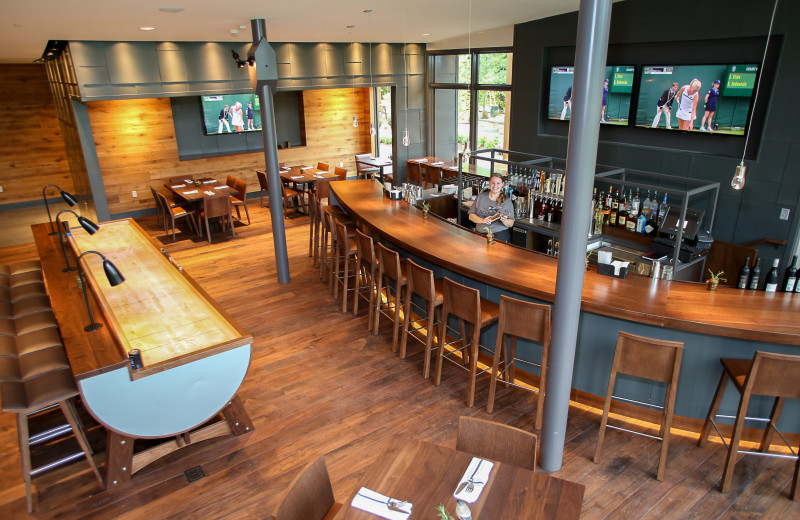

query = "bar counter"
[[331, 180, 800, 430]]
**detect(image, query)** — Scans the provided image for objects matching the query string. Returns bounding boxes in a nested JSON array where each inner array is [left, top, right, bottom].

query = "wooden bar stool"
[[434, 277, 500, 408], [353, 229, 378, 331], [1, 311, 59, 337], [2, 368, 103, 512], [0, 261, 42, 277], [698, 351, 800, 500], [0, 283, 48, 303], [594, 331, 683, 481], [373, 243, 408, 352], [487, 295, 551, 430], [332, 217, 358, 312], [399, 260, 443, 379], [313, 179, 341, 266]]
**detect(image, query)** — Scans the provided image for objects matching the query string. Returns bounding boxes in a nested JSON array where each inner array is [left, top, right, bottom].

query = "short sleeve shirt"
[[468, 191, 514, 234]]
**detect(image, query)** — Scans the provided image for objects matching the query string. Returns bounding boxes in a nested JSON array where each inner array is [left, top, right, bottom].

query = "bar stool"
[[353, 229, 378, 331], [594, 331, 683, 481], [3, 270, 45, 289], [0, 295, 53, 319], [434, 278, 500, 408], [332, 217, 358, 312], [0, 261, 42, 277], [0, 283, 48, 303], [2, 368, 103, 512], [698, 351, 800, 500], [373, 243, 408, 352], [318, 200, 348, 282], [399, 260, 443, 379], [487, 295, 551, 430], [312, 179, 340, 266], [1, 311, 59, 337]]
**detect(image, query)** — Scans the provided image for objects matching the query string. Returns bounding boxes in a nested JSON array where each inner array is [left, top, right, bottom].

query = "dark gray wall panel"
[[105, 42, 161, 84]]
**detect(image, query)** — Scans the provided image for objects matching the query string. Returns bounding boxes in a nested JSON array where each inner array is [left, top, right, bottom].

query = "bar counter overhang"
[[331, 180, 800, 432]]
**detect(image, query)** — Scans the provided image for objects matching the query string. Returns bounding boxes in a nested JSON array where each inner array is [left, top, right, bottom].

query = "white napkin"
[[301, 166, 313, 170], [453, 457, 494, 504], [171, 184, 186, 188], [203, 179, 217, 184], [204, 190, 215, 196], [215, 185, 229, 190], [417, 158, 428, 162], [291, 175, 304, 179], [184, 179, 193, 183], [351, 487, 411, 520], [280, 168, 290, 172], [183, 190, 198, 194], [432, 161, 444, 165], [612, 260, 630, 275], [314, 174, 326, 178]]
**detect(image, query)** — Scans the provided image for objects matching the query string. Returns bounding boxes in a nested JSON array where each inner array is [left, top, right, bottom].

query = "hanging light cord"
[[403, 2, 408, 135], [741, 0, 779, 165]]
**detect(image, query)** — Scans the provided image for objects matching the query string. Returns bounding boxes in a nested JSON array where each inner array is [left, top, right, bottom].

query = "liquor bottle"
[[618, 190, 627, 229], [651, 190, 660, 217], [782, 255, 798, 292], [606, 187, 613, 209], [737, 257, 750, 289], [642, 190, 652, 217], [644, 212, 658, 236], [748, 258, 762, 290], [593, 201, 604, 235], [636, 211, 646, 234], [610, 191, 618, 227], [765, 258, 780, 292], [626, 203, 637, 232], [632, 189, 641, 216], [658, 194, 669, 227]]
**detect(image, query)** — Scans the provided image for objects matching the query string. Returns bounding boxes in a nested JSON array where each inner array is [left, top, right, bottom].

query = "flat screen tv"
[[201, 94, 262, 135], [634, 64, 758, 135], [546, 65, 635, 125]]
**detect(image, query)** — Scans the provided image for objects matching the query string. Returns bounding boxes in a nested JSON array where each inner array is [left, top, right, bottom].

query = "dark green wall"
[[510, 0, 800, 268]]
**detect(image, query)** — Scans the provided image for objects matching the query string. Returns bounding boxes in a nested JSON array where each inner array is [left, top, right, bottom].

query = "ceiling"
[[0, 0, 580, 63]]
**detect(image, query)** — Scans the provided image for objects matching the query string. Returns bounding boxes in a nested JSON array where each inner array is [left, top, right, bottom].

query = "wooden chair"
[[334, 167, 347, 181], [318, 193, 348, 282], [374, 243, 408, 352], [355, 153, 379, 180], [257, 170, 270, 208], [281, 180, 304, 219], [698, 351, 800, 499], [594, 331, 683, 481], [149, 186, 163, 227], [311, 179, 338, 263], [231, 179, 251, 225], [332, 216, 358, 313], [487, 296, 551, 430], [407, 161, 422, 186], [156, 192, 197, 242], [317, 162, 329, 172], [353, 229, 378, 331], [456, 416, 538, 471], [399, 260, 443, 378], [226, 174, 236, 188], [0, 261, 42, 278], [434, 278, 500, 408], [271, 456, 340, 520], [198, 193, 236, 243]]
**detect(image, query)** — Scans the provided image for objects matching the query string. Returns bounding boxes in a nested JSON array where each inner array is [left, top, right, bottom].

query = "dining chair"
[[407, 161, 422, 186], [226, 174, 236, 188], [355, 153, 379, 180], [374, 243, 408, 352], [698, 351, 800, 499], [353, 229, 378, 331], [281, 180, 304, 219], [456, 416, 538, 472], [198, 193, 236, 243], [317, 162, 329, 172], [334, 167, 347, 181], [399, 260, 443, 379], [149, 186, 164, 227], [231, 179, 251, 225], [487, 295, 552, 430], [271, 456, 340, 520], [156, 192, 197, 242], [257, 170, 270, 208]]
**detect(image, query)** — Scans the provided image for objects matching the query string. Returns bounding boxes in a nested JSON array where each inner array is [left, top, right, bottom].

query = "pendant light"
[[348, 25, 359, 128], [365, 9, 376, 137], [462, 0, 472, 159], [732, 0, 779, 190], [402, 2, 410, 147]]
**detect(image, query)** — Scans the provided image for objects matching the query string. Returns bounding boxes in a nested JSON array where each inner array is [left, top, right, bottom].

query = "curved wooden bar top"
[[331, 180, 800, 346]]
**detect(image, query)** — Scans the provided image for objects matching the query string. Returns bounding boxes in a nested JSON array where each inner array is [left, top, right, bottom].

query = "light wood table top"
[[330, 180, 800, 345], [279, 166, 339, 184], [334, 437, 584, 520], [165, 177, 233, 201]]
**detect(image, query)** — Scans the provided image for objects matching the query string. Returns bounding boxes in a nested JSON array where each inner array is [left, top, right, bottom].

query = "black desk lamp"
[[56, 209, 100, 272], [76, 250, 125, 331], [43, 184, 78, 235]]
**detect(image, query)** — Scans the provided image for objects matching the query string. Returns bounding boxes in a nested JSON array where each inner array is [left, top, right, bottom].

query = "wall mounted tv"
[[634, 64, 758, 135], [201, 94, 262, 135], [546, 65, 635, 125]]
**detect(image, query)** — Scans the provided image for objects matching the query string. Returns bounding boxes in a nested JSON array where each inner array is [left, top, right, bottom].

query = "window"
[[429, 50, 512, 162], [376, 86, 392, 159]]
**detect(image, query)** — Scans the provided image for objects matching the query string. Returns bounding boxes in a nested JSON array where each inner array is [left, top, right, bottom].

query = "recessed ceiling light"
[[421, 33, 431, 37], [230, 29, 239, 36], [239, 25, 247, 30], [140, 26, 156, 31], [158, 7, 184, 13]]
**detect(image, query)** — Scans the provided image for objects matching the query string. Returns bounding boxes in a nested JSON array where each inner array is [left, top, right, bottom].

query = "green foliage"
[[436, 504, 455, 520], [478, 136, 499, 149]]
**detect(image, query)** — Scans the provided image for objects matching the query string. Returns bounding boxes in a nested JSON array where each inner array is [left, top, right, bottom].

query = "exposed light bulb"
[[352, 115, 359, 128], [731, 163, 746, 190], [402, 129, 410, 147], [370, 124, 376, 136]]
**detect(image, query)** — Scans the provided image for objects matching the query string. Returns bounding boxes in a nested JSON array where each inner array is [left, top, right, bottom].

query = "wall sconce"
[[56, 209, 100, 272], [42, 184, 78, 235], [76, 251, 125, 331]]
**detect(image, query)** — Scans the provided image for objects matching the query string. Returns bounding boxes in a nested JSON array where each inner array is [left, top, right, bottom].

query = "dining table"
[[333, 436, 584, 520], [276, 166, 339, 215], [407, 156, 455, 187], [355, 156, 393, 182], [164, 176, 233, 202]]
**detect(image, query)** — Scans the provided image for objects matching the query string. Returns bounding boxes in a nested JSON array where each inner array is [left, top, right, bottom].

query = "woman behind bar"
[[468, 172, 515, 242]]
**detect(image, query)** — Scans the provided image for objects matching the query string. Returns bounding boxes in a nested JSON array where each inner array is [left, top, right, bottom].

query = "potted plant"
[[421, 200, 431, 218], [436, 505, 455, 520], [485, 226, 494, 244], [706, 269, 726, 292]]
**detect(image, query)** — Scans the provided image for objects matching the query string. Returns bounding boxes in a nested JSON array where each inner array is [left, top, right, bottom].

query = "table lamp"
[[76, 250, 125, 331], [56, 209, 100, 272], [42, 184, 78, 235]]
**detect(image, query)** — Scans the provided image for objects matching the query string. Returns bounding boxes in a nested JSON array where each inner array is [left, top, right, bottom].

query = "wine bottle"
[[782, 255, 798, 292], [765, 258, 780, 292], [737, 257, 750, 289], [748, 258, 762, 290]]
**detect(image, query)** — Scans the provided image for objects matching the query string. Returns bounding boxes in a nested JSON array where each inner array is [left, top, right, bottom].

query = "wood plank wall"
[[89, 88, 373, 216], [0, 64, 73, 205]]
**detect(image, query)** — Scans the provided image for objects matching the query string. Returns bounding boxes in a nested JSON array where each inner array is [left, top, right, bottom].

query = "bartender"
[[468, 172, 515, 242]]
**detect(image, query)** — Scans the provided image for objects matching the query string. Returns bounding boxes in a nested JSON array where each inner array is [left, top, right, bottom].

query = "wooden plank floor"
[[0, 202, 798, 519]]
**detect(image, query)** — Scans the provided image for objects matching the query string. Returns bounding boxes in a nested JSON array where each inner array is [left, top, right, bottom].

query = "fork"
[[457, 459, 483, 494]]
